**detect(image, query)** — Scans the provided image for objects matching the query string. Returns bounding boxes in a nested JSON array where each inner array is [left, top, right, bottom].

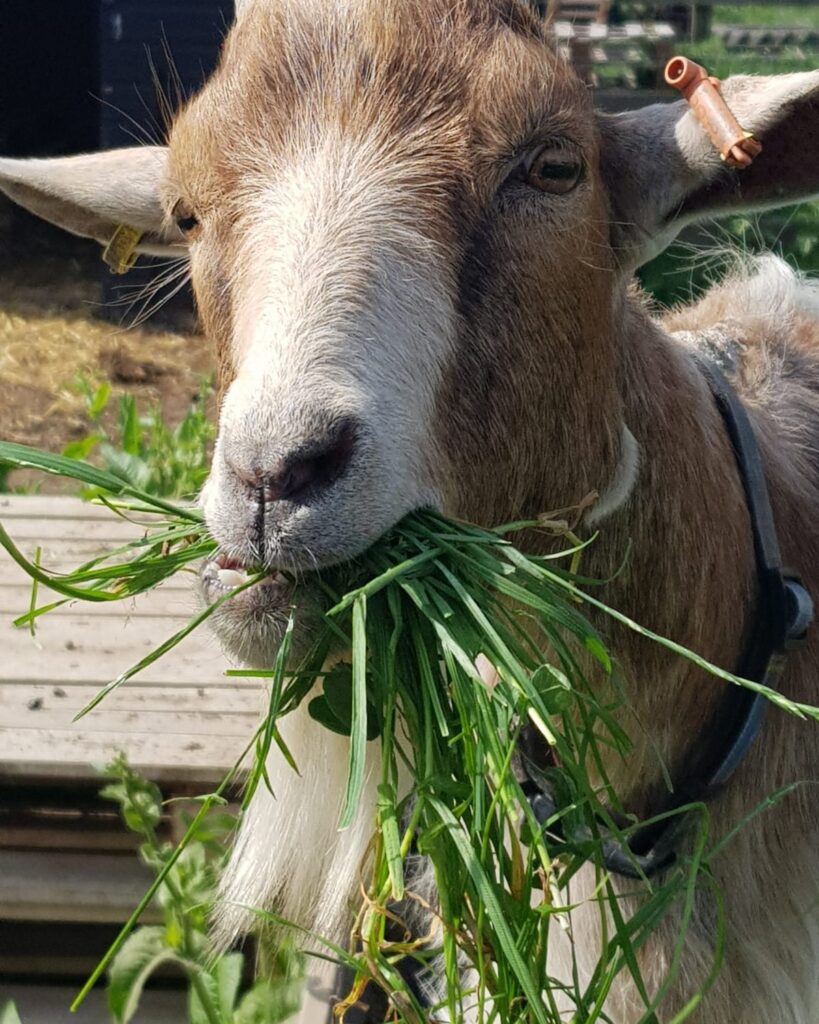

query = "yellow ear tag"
[[102, 225, 144, 275]]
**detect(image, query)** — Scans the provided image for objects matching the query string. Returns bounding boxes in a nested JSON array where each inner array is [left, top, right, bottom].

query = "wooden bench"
[[0, 495, 264, 788]]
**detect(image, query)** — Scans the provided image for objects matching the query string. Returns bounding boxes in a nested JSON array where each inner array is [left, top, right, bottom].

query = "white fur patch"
[[731, 254, 819, 322], [201, 130, 452, 572], [213, 693, 381, 952]]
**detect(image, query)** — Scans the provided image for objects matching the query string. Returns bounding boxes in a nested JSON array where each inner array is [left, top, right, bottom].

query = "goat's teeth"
[[217, 568, 248, 589]]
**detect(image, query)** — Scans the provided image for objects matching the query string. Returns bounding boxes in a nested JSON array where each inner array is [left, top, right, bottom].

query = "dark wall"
[[99, 0, 234, 149], [0, 0, 100, 156], [0, 0, 234, 324], [0, 0, 233, 158]]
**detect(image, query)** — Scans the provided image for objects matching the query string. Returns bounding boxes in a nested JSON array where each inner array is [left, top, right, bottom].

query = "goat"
[[2, 1, 818, 1019]]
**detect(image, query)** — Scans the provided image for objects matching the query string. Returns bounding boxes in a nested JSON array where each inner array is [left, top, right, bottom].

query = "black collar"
[[522, 355, 813, 879]]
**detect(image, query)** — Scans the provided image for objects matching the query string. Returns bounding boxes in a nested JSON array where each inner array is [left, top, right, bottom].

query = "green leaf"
[[0, 441, 201, 520], [88, 381, 112, 420], [307, 694, 350, 737], [188, 970, 220, 1024], [307, 662, 381, 740], [377, 782, 405, 900], [0, 442, 133, 495], [584, 634, 613, 674], [531, 664, 574, 714], [1, 1002, 23, 1024], [215, 952, 244, 1018], [118, 395, 142, 456], [188, 955, 243, 1024], [107, 927, 181, 1024], [234, 978, 305, 1024], [63, 434, 103, 461]]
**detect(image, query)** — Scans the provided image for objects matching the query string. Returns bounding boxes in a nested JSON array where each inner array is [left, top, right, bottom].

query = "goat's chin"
[[198, 569, 326, 668]]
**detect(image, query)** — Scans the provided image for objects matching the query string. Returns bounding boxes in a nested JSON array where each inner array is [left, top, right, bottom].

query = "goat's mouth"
[[200, 552, 296, 613], [198, 549, 330, 668]]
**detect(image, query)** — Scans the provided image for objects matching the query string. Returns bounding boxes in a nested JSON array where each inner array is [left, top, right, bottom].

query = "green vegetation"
[[0, 376, 214, 498], [64, 376, 215, 500], [98, 755, 303, 1024], [0, 1002, 22, 1024], [641, 203, 819, 308], [0, 443, 816, 1021], [634, 0, 819, 308], [682, 34, 816, 77], [714, 5, 819, 29]]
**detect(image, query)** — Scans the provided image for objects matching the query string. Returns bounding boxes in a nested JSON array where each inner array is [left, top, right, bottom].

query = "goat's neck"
[[582, 299, 756, 804]]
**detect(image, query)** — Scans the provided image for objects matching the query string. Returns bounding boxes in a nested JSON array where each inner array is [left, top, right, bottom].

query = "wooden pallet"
[[0, 495, 255, 940], [0, 495, 332, 1022], [0, 496, 256, 908], [551, 19, 676, 86]]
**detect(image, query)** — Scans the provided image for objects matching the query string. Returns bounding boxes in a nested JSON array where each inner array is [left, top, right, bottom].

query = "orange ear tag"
[[665, 56, 762, 170]]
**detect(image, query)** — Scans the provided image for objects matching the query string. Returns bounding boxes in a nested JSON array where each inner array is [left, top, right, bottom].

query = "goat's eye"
[[523, 147, 583, 195], [173, 201, 201, 238]]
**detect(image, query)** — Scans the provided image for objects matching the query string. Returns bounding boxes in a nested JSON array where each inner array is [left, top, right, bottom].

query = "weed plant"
[[63, 375, 215, 500], [99, 754, 303, 1024]]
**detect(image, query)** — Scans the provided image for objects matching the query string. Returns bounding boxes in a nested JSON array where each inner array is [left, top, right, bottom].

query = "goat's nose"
[[229, 419, 358, 504]]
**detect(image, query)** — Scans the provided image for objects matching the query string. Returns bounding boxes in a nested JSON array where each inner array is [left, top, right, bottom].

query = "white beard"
[[212, 693, 381, 954]]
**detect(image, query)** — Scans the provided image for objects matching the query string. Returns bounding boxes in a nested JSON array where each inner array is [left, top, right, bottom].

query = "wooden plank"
[[0, 825, 138, 853], [2, 615, 232, 684], [0, 683, 267, 714], [5, 702, 259, 737], [0, 494, 144, 520], [0, 495, 267, 785], [0, 984, 188, 1024], [0, 729, 252, 783], [0, 583, 202, 617], [0, 849, 158, 923], [0, 493, 198, 522], [1, 516, 174, 542]]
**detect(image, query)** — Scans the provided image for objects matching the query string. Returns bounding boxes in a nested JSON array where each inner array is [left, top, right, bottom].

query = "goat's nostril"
[[231, 420, 359, 505]]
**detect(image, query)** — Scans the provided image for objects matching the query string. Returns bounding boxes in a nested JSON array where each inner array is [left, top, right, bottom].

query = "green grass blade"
[[339, 594, 368, 830], [427, 796, 551, 1024]]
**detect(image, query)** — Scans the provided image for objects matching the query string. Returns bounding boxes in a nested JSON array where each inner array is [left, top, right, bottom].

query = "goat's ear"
[[0, 146, 184, 256], [598, 71, 819, 269]]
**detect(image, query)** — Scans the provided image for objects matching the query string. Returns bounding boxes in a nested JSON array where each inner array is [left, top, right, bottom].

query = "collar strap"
[[522, 355, 812, 879]]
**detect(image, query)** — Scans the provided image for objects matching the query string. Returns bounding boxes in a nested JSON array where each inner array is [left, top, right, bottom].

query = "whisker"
[[89, 92, 163, 148], [124, 269, 193, 331]]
